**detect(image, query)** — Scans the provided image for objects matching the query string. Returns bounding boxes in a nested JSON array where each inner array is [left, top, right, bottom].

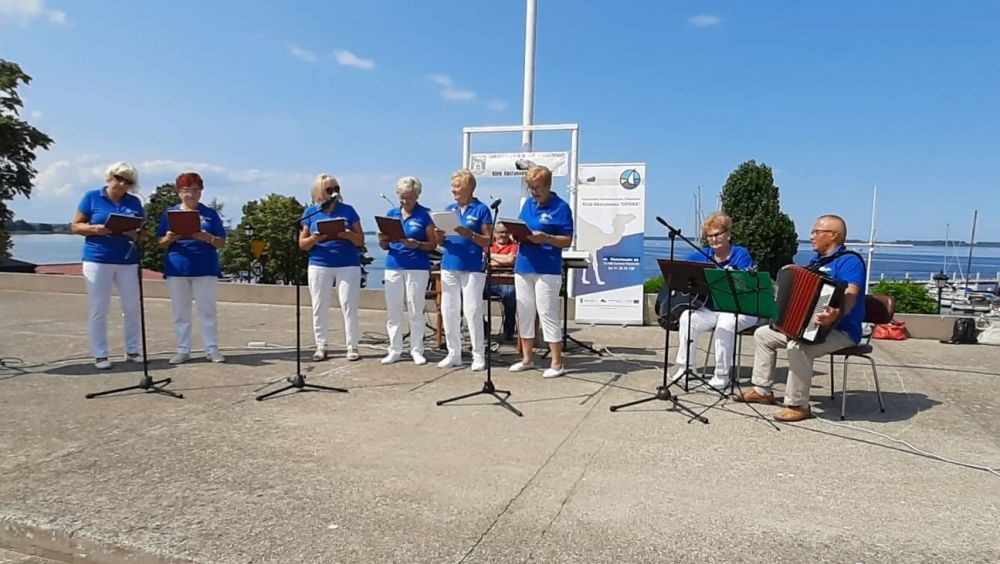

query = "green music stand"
[[703, 269, 776, 395]]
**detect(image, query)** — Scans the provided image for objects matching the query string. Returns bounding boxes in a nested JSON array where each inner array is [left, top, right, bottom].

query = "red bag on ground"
[[873, 320, 908, 341]]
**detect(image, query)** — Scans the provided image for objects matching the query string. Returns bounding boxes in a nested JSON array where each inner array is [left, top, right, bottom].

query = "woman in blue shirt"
[[433, 169, 493, 371], [299, 174, 366, 362], [378, 176, 437, 365], [156, 172, 227, 365], [670, 212, 758, 391], [69, 162, 145, 370], [509, 165, 574, 379]]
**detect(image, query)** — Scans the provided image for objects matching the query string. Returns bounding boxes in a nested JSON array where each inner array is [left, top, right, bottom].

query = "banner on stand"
[[571, 163, 646, 325]]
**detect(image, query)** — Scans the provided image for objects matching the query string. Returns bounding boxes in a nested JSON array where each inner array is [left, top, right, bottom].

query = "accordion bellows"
[[773, 265, 847, 343]]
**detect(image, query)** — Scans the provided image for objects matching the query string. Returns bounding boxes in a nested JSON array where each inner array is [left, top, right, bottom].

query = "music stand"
[[86, 223, 183, 400], [256, 205, 350, 401], [609, 255, 711, 423], [550, 253, 603, 358], [436, 202, 522, 417], [702, 269, 776, 396]]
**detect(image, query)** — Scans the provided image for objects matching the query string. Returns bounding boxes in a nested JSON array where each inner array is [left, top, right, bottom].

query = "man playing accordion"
[[732, 214, 866, 421]]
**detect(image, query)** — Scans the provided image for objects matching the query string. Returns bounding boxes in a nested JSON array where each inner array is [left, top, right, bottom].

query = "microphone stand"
[[609, 217, 704, 422], [256, 201, 349, 400], [87, 222, 183, 400], [436, 200, 522, 417]]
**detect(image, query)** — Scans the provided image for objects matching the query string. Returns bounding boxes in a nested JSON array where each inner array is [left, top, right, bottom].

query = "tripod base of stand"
[[609, 385, 708, 424], [436, 379, 523, 417], [86, 375, 184, 400], [256, 373, 349, 401]]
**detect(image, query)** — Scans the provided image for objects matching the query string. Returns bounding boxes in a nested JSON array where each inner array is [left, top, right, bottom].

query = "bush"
[[720, 160, 798, 277], [644, 275, 664, 294], [871, 280, 938, 314]]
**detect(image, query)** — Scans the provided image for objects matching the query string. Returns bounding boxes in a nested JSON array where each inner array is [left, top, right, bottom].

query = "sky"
[[2, 0, 998, 242]]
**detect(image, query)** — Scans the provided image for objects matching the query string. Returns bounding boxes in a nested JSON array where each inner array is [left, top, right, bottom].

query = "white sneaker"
[[169, 352, 191, 365], [411, 351, 427, 365], [542, 366, 566, 378], [471, 355, 486, 372], [346, 347, 360, 361], [381, 352, 401, 365], [668, 369, 686, 386], [706, 375, 731, 390], [94, 357, 112, 370], [124, 352, 144, 363], [509, 361, 535, 372], [312, 348, 327, 362], [437, 355, 462, 368], [206, 350, 226, 363]]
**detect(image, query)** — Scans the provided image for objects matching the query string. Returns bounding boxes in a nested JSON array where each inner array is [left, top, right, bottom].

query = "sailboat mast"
[[943, 223, 949, 272], [966, 210, 978, 290], [865, 185, 877, 293]]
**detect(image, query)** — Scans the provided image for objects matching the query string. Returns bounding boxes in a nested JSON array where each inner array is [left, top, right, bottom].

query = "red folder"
[[316, 219, 347, 237], [375, 216, 406, 241], [104, 213, 143, 235], [168, 210, 201, 237]]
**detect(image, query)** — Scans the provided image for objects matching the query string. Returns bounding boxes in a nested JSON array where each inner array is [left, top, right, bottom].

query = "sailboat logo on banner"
[[619, 169, 642, 190]]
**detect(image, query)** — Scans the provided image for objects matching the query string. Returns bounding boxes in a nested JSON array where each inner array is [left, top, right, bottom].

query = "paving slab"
[[1, 289, 998, 563]]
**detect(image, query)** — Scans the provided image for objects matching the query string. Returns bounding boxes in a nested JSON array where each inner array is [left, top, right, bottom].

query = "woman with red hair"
[[156, 172, 227, 364]]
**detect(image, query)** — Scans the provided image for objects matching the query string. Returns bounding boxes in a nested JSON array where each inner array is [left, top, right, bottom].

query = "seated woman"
[[670, 212, 758, 390]]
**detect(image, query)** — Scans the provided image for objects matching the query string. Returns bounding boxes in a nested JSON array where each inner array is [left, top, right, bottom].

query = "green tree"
[[720, 160, 798, 276], [0, 60, 54, 257], [220, 195, 376, 286], [138, 184, 181, 273], [871, 280, 938, 314], [221, 195, 307, 284]]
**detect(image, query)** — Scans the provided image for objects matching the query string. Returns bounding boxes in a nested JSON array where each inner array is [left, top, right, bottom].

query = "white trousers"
[[440, 270, 486, 359], [307, 265, 361, 348], [82, 261, 141, 358], [383, 269, 430, 355], [674, 307, 758, 376], [166, 276, 219, 354], [514, 273, 562, 343]]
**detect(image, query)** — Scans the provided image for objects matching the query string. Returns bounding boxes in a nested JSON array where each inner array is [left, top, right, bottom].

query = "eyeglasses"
[[179, 187, 203, 193], [324, 186, 341, 194], [113, 175, 136, 187], [810, 229, 835, 236], [706, 230, 728, 239]]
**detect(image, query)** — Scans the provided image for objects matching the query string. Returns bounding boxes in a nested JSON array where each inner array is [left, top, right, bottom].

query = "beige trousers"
[[751, 325, 856, 407]]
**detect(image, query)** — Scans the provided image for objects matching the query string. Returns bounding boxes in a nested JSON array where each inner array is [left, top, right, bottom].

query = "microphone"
[[490, 197, 502, 210], [320, 196, 337, 211], [656, 216, 669, 228], [378, 193, 395, 209]]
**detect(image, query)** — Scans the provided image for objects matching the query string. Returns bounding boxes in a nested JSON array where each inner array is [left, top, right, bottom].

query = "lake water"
[[11, 233, 1000, 289]]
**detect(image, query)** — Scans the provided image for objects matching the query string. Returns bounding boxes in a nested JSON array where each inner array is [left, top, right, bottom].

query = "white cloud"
[[486, 99, 508, 111], [426, 74, 476, 102], [688, 14, 721, 27], [333, 49, 375, 70], [0, 0, 66, 26], [287, 43, 317, 62]]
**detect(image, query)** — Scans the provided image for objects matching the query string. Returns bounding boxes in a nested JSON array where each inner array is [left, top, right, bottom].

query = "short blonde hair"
[[525, 165, 552, 189], [104, 162, 139, 192], [702, 212, 732, 237], [451, 169, 476, 190], [310, 174, 339, 203], [396, 176, 422, 197]]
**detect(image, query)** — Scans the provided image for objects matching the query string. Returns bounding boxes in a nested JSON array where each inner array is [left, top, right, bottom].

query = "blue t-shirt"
[[385, 204, 433, 271], [441, 198, 493, 272], [807, 245, 867, 343], [76, 187, 145, 264], [301, 202, 362, 268], [683, 245, 755, 311], [514, 193, 574, 275], [156, 203, 226, 277]]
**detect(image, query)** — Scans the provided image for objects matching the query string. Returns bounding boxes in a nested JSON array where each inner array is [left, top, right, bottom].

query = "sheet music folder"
[[316, 218, 346, 237], [498, 219, 532, 243], [167, 210, 201, 237], [104, 213, 142, 235], [703, 269, 777, 319], [375, 215, 406, 241]]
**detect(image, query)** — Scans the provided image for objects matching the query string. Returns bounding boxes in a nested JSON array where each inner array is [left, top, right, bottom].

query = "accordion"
[[773, 265, 847, 343]]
